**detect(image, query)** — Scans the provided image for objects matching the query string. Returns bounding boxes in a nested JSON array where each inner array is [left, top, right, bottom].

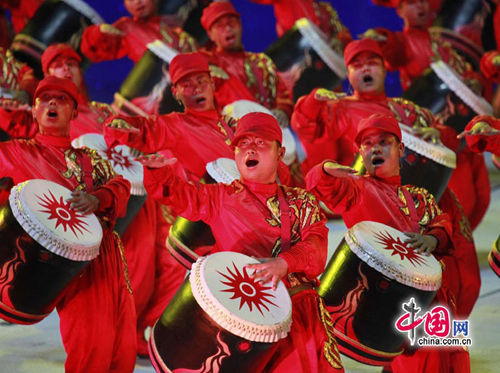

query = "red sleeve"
[[305, 160, 361, 214], [434, 123, 460, 153], [373, 28, 409, 71], [103, 114, 183, 154], [467, 152, 491, 230], [465, 115, 500, 155], [274, 72, 294, 118], [91, 174, 131, 224], [81, 23, 129, 63], [279, 198, 329, 279], [0, 108, 38, 139], [143, 164, 220, 222], [480, 50, 500, 83]]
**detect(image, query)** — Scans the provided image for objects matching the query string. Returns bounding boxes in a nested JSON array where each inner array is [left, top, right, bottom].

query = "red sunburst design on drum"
[[217, 263, 278, 316], [103, 147, 138, 174], [374, 231, 428, 267], [37, 191, 91, 237]]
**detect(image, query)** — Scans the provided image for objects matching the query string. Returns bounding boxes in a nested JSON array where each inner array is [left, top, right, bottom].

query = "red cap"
[[169, 52, 211, 85], [33, 76, 79, 107], [231, 112, 282, 148], [370, 0, 441, 11], [344, 39, 384, 66], [355, 114, 401, 145], [201, 1, 240, 31], [42, 43, 81, 75]]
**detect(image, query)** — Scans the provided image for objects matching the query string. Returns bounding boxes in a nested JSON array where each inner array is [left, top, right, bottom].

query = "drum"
[[265, 18, 347, 101], [157, 0, 212, 46], [149, 252, 292, 373], [222, 99, 298, 166], [318, 221, 442, 366], [166, 158, 240, 269], [488, 235, 500, 278], [10, 0, 103, 79], [72, 133, 147, 236], [0, 179, 102, 324], [352, 122, 456, 202], [112, 40, 182, 117], [402, 60, 493, 149], [431, 0, 496, 68]]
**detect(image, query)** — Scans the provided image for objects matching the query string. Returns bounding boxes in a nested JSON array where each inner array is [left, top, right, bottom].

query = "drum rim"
[[399, 123, 457, 169], [146, 40, 179, 64], [9, 180, 102, 261], [345, 221, 442, 291], [60, 0, 104, 25], [295, 18, 347, 79], [190, 253, 292, 343], [430, 60, 493, 116], [205, 158, 240, 184], [72, 133, 147, 196]]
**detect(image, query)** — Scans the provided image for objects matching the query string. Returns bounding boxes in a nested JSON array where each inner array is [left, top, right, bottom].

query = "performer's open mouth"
[[246, 159, 259, 168], [47, 109, 58, 118], [226, 34, 236, 44], [363, 75, 373, 84], [372, 156, 384, 166], [196, 97, 206, 104]]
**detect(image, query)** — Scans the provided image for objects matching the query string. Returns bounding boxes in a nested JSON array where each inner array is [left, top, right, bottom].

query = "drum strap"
[[77, 152, 94, 194], [401, 187, 420, 232]]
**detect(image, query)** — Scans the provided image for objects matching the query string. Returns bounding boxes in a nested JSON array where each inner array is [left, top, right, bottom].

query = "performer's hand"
[[99, 23, 125, 36], [272, 108, 290, 128], [246, 257, 288, 291], [323, 161, 358, 178], [457, 121, 500, 139], [0, 98, 30, 111], [67, 191, 100, 215], [106, 118, 140, 134], [403, 232, 438, 256], [412, 126, 442, 144], [136, 154, 178, 168], [359, 29, 387, 42]]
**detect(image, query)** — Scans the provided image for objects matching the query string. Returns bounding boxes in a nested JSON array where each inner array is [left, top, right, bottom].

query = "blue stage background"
[[82, 0, 405, 103]]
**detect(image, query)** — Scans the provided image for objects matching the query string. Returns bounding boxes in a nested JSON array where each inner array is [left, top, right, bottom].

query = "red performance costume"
[[464, 115, 500, 156], [81, 0, 197, 64], [142, 112, 344, 373], [200, 1, 294, 118], [0, 77, 136, 373], [250, 0, 352, 45], [0, 0, 43, 33]]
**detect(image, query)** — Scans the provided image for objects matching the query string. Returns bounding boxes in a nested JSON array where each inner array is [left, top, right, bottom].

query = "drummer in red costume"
[[199, 1, 294, 127], [0, 76, 136, 373], [81, 0, 197, 64], [139, 111, 344, 373], [249, 0, 352, 46], [306, 114, 470, 373]]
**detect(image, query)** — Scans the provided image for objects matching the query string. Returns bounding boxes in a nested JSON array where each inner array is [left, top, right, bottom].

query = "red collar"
[[35, 133, 72, 148], [241, 179, 278, 196]]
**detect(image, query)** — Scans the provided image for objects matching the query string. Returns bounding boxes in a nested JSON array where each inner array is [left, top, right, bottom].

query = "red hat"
[[33, 76, 79, 107], [169, 52, 211, 85], [231, 112, 282, 148], [355, 114, 401, 145], [42, 43, 81, 75], [370, 0, 441, 11], [201, 1, 240, 31], [344, 39, 384, 66]]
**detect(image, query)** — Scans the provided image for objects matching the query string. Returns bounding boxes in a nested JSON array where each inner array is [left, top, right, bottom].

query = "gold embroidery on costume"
[[209, 64, 230, 80], [245, 53, 278, 107], [319, 297, 344, 369], [398, 186, 442, 234], [449, 190, 474, 242], [89, 101, 116, 125]]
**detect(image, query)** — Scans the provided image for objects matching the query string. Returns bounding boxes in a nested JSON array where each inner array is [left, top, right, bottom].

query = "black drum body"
[[489, 236, 500, 279], [113, 46, 182, 116], [10, 0, 101, 78], [0, 200, 89, 324], [266, 19, 345, 102], [318, 238, 437, 366], [149, 276, 279, 373]]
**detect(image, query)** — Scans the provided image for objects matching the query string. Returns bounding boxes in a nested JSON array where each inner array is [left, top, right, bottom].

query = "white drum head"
[[72, 133, 146, 196], [190, 252, 292, 343], [222, 100, 298, 165], [345, 221, 442, 291], [205, 158, 240, 184], [9, 179, 102, 261]]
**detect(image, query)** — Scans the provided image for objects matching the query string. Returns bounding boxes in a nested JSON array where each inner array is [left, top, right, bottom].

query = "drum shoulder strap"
[[76, 151, 94, 194]]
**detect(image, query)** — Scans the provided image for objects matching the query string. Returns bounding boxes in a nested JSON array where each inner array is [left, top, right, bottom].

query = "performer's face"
[[359, 129, 404, 179], [32, 90, 77, 137], [48, 57, 83, 93], [124, 0, 156, 19], [397, 0, 433, 29], [172, 72, 215, 112], [208, 15, 243, 51], [234, 136, 285, 184], [347, 52, 386, 96]]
